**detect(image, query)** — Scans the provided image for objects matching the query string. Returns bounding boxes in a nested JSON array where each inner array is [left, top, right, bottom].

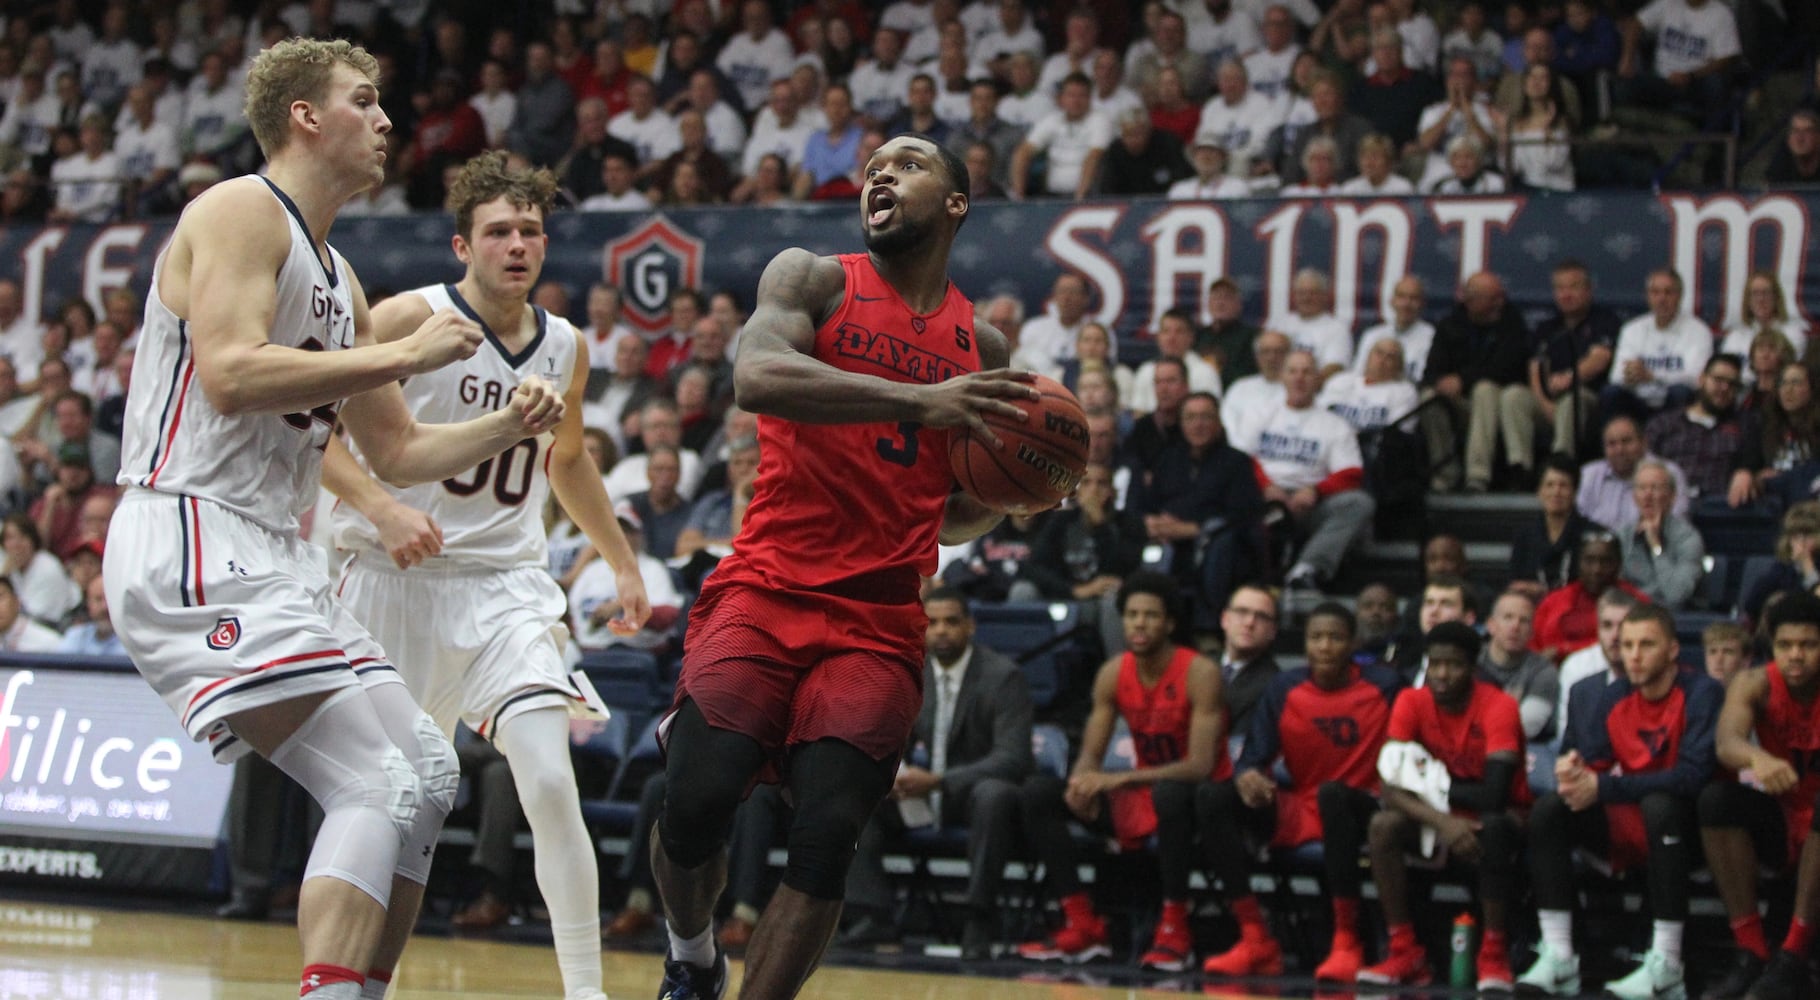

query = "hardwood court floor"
[[0, 898, 1307, 1000]]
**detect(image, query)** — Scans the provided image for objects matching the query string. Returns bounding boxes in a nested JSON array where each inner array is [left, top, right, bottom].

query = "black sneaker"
[[1703, 950, 1765, 1000], [657, 949, 727, 1000], [1745, 950, 1814, 1000]]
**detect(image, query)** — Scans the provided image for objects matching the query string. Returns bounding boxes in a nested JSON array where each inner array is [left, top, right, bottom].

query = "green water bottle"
[[1450, 912, 1477, 989]]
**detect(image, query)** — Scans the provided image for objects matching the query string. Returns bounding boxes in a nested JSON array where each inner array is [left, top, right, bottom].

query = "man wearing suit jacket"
[[1220, 584, 1281, 758], [841, 587, 1035, 959]]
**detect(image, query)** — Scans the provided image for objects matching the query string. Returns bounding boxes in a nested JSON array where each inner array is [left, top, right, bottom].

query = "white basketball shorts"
[[105, 490, 399, 763]]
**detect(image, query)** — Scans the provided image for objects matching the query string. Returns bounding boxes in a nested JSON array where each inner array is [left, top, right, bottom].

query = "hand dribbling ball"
[[949, 373, 1089, 514]]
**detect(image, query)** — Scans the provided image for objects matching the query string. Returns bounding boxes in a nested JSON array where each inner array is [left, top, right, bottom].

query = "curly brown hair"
[[446, 150, 559, 240], [243, 37, 380, 157]]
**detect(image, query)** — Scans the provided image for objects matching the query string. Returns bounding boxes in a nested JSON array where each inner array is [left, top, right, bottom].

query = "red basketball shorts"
[[670, 576, 925, 784]]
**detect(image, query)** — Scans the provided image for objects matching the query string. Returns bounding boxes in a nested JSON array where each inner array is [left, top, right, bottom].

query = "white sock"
[[359, 976, 390, 1000], [1539, 909, 1575, 957], [669, 922, 716, 967], [305, 984, 362, 1000], [1652, 920, 1684, 965], [496, 710, 603, 998]]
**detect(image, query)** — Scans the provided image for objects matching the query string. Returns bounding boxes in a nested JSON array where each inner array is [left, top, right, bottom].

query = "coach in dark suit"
[[1218, 584, 1282, 748], [841, 587, 1035, 959]]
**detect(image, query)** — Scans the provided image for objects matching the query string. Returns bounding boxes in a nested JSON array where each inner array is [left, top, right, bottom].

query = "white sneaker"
[[1603, 949, 1687, 1000], [1515, 943, 1581, 996]]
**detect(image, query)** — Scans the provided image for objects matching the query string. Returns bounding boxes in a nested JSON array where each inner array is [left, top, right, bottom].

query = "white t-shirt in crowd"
[[1234, 403, 1364, 491], [1637, 0, 1741, 77], [1317, 372, 1420, 431], [1022, 109, 1113, 195], [1268, 311, 1354, 372], [1353, 319, 1437, 382], [1612, 312, 1714, 407]]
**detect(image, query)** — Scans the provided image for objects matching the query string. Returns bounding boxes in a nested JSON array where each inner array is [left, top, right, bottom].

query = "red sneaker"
[[1356, 942, 1433, 986], [1476, 944, 1515, 992], [1015, 913, 1111, 964], [1139, 914, 1194, 972], [1201, 935, 1284, 977], [1314, 936, 1366, 982]]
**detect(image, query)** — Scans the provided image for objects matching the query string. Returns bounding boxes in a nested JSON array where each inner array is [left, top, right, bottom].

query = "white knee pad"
[[268, 688, 422, 905], [411, 710, 460, 818]]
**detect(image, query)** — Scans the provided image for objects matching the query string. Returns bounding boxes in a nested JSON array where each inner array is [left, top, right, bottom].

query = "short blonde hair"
[[243, 37, 380, 157]]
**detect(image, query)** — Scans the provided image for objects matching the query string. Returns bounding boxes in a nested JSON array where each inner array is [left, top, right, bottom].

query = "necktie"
[[930, 669, 957, 819]]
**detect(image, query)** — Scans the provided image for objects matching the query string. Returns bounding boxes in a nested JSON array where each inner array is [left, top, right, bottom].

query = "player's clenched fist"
[[507, 376, 564, 433], [403, 309, 484, 372]]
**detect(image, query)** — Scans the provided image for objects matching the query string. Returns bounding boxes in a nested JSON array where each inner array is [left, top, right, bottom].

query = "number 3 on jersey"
[[877, 420, 921, 467], [444, 438, 538, 506]]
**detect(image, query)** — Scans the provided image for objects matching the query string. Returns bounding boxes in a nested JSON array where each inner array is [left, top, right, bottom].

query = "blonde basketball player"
[[323, 151, 650, 1000], [104, 39, 564, 1000]]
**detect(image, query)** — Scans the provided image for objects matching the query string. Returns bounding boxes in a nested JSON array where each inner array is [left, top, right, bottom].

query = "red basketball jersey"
[[722, 253, 980, 598], [1115, 646, 1231, 781], [1761, 663, 1820, 813], [1388, 680, 1531, 809]]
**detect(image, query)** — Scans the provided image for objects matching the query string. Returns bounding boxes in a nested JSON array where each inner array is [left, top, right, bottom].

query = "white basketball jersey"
[[118, 178, 355, 533], [332, 283, 577, 571]]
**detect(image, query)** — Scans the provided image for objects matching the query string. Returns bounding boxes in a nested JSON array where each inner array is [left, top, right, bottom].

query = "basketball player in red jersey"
[[1360, 621, 1528, 991], [1699, 590, 1820, 1000], [1013, 571, 1226, 972], [1200, 601, 1401, 983], [649, 133, 1041, 1000]]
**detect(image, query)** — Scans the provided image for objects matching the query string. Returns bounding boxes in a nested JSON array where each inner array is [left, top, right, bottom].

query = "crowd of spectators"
[[0, 0, 1815, 224]]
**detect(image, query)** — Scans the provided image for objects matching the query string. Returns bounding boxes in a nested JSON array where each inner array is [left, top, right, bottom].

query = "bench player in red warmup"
[[648, 133, 1043, 1000], [1699, 589, 1820, 1000], [1013, 570, 1227, 971]]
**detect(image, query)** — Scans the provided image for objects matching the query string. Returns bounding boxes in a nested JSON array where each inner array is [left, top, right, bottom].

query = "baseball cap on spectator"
[[1191, 133, 1228, 152], [57, 441, 90, 467]]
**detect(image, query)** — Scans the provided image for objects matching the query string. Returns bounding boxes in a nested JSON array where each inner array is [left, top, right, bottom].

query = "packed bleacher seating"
[[3, 1, 1820, 997]]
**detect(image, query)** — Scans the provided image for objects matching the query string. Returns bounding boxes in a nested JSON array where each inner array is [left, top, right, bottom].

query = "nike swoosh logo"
[[1661, 836, 1681, 845]]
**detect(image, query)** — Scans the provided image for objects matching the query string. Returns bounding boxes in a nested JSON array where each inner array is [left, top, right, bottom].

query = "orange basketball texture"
[[948, 374, 1089, 514]]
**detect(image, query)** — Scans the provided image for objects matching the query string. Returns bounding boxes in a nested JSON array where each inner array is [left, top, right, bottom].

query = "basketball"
[[949, 374, 1089, 514]]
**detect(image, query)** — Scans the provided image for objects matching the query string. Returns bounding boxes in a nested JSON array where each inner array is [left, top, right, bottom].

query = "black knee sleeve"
[[657, 700, 767, 870], [1317, 781, 1373, 897], [781, 739, 896, 901]]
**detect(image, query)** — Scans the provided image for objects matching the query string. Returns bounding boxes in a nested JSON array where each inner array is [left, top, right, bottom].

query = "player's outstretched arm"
[[177, 179, 483, 417], [338, 274, 566, 485], [548, 347, 649, 634], [734, 248, 1037, 431]]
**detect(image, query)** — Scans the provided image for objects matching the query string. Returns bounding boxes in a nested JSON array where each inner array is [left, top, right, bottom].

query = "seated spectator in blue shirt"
[[58, 575, 121, 656]]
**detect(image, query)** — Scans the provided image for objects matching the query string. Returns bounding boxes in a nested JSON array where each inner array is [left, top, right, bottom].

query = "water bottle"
[[1450, 912, 1477, 989]]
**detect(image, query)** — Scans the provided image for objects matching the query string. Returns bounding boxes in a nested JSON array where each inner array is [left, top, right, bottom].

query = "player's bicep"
[[738, 248, 838, 361], [182, 188, 287, 367]]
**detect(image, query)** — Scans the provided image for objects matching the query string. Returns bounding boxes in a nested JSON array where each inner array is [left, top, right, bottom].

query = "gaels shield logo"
[[601, 216, 704, 334], [207, 616, 241, 650]]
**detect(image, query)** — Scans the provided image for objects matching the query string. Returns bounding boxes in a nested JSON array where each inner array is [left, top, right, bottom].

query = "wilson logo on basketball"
[[206, 617, 241, 651], [1014, 443, 1083, 494], [1043, 411, 1088, 445]]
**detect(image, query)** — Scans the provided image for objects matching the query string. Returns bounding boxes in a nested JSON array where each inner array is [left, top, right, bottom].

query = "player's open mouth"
[[867, 189, 896, 227]]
